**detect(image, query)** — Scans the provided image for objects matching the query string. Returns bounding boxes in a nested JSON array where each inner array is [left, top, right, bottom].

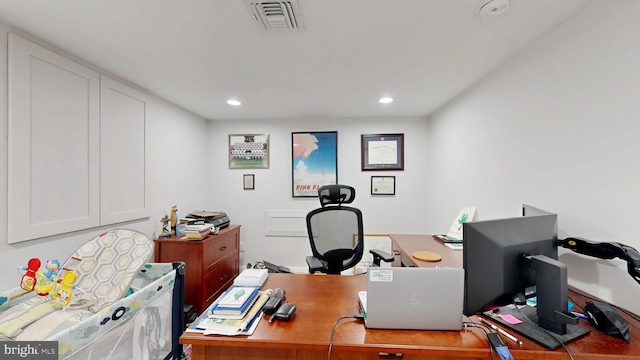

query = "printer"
[[186, 211, 230, 229]]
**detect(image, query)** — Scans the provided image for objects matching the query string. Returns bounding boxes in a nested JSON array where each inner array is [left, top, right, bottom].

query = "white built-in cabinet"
[[7, 33, 148, 244], [99, 75, 149, 226]]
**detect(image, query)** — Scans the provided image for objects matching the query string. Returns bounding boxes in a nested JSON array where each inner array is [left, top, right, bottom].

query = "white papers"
[[233, 268, 268, 287], [185, 291, 268, 336], [445, 243, 463, 250], [358, 291, 367, 313], [368, 140, 398, 165], [446, 207, 478, 240], [185, 223, 213, 232]]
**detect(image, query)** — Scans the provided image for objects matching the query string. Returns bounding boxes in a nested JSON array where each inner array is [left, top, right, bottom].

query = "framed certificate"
[[243, 174, 255, 190], [371, 176, 395, 195], [361, 134, 404, 171]]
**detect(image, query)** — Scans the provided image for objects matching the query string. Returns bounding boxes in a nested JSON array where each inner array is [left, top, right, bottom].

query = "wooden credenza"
[[154, 225, 240, 314]]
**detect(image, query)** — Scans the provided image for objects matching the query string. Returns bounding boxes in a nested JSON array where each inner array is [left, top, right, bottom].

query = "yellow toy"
[[36, 260, 61, 297], [170, 205, 178, 234], [55, 270, 77, 306]]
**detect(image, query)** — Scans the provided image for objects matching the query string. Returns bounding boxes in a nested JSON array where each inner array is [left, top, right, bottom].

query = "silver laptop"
[[359, 267, 464, 330]]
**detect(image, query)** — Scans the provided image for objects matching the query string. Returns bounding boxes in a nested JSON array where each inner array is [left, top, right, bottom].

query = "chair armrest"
[[306, 256, 324, 274], [370, 249, 394, 266]]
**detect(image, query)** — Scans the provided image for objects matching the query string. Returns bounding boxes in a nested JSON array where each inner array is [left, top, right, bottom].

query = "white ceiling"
[[0, 0, 592, 120]]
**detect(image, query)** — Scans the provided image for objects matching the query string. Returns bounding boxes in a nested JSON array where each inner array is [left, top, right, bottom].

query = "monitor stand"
[[483, 305, 590, 350]]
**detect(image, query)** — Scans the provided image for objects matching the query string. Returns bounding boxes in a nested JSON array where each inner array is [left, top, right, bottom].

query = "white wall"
[[0, 23, 213, 290], [208, 117, 429, 271], [427, 1, 640, 314]]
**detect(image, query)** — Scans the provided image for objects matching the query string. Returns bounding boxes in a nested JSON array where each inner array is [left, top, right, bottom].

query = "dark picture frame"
[[371, 176, 396, 195], [361, 133, 404, 171], [291, 131, 338, 197], [243, 174, 255, 190]]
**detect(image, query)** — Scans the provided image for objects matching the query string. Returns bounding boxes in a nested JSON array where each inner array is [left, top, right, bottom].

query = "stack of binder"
[[210, 286, 260, 319], [185, 285, 269, 336], [184, 223, 213, 240]]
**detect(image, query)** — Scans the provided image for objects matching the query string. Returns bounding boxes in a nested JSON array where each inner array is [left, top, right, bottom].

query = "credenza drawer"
[[203, 253, 239, 307], [204, 230, 238, 270]]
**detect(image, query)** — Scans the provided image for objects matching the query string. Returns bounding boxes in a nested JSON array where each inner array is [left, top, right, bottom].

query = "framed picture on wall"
[[291, 131, 338, 197], [371, 176, 395, 195], [361, 133, 404, 171], [229, 134, 269, 169], [243, 174, 255, 190]]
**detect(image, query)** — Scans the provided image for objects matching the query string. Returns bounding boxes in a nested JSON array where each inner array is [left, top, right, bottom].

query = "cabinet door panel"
[[8, 33, 99, 243], [100, 75, 149, 225]]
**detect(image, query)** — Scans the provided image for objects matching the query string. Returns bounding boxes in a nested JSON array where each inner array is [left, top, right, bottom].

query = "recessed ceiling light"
[[479, 0, 510, 19], [227, 100, 242, 106], [379, 97, 394, 104]]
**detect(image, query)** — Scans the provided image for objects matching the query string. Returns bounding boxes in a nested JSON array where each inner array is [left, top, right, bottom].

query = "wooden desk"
[[180, 273, 640, 359], [390, 233, 463, 268]]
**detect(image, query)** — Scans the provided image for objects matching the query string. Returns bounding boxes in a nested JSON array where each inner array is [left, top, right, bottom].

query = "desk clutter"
[[185, 269, 296, 336], [185, 285, 268, 336]]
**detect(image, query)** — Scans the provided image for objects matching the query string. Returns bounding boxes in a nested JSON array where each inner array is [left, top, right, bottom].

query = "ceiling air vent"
[[245, 1, 304, 32]]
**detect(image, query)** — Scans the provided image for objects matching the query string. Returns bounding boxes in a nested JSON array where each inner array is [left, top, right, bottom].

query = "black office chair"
[[305, 185, 394, 275]]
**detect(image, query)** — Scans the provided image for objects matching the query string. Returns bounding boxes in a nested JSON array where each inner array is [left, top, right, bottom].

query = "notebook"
[[359, 267, 464, 330]]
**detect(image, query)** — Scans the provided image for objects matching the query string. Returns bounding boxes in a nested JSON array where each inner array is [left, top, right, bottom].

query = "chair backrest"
[[306, 185, 364, 274], [317, 184, 356, 207]]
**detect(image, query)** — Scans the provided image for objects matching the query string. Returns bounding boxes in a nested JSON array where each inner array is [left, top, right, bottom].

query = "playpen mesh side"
[[52, 262, 185, 360]]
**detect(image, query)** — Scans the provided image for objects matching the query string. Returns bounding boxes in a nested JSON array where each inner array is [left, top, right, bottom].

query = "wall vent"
[[245, 1, 304, 32]]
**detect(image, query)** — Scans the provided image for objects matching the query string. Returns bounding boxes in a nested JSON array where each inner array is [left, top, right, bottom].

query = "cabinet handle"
[[378, 353, 403, 359], [219, 274, 228, 281], [219, 246, 227, 252]]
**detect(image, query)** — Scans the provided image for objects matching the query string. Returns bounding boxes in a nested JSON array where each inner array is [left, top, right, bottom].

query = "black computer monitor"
[[462, 213, 558, 316], [462, 211, 589, 349], [522, 203, 555, 217]]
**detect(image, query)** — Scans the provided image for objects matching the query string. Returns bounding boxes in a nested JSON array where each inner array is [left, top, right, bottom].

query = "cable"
[[328, 315, 363, 360], [462, 321, 494, 360], [511, 295, 574, 360], [488, 332, 515, 360]]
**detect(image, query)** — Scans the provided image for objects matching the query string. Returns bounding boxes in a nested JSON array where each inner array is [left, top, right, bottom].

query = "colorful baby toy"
[[55, 270, 77, 306], [19, 258, 41, 292], [18, 258, 73, 303], [35, 260, 61, 296]]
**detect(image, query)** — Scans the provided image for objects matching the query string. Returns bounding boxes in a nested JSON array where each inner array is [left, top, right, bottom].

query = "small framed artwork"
[[229, 134, 269, 169], [243, 174, 255, 190], [292, 131, 338, 197], [371, 176, 395, 195], [361, 133, 404, 171]]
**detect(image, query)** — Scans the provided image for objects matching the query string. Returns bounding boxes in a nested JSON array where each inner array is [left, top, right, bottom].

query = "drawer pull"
[[219, 274, 228, 281], [378, 353, 403, 359], [219, 246, 227, 252]]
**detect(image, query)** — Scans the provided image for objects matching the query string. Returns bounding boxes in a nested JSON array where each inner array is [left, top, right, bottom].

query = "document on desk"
[[358, 291, 367, 315], [444, 243, 463, 250], [233, 268, 268, 287], [186, 291, 268, 336]]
